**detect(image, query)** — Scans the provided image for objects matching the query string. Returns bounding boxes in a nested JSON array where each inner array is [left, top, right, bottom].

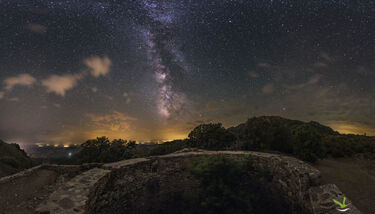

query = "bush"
[[238, 117, 293, 153], [188, 123, 235, 150], [323, 134, 375, 158], [74, 136, 139, 163], [184, 155, 285, 214], [291, 125, 326, 162]]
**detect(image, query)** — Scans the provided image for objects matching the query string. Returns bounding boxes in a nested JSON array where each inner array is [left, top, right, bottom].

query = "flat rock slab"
[[35, 168, 110, 214], [103, 158, 150, 170]]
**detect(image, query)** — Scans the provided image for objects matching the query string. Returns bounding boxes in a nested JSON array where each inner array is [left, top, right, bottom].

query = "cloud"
[[320, 52, 333, 62], [258, 63, 272, 68], [25, 23, 47, 33], [285, 74, 322, 90], [86, 111, 136, 132], [262, 83, 275, 95], [8, 97, 20, 102], [248, 71, 259, 78], [84, 56, 112, 78], [257, 63, 279, 69], [123, 92, 132, 104], [41, 73, 83, 96], [91, 87, 98, 93], [313, 62, 328, 68], [0, 91, 4, 100], [4, 74, 37, 91]]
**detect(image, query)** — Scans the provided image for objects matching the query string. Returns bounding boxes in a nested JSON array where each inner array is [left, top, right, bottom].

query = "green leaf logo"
[[333, 197, 351, 212]]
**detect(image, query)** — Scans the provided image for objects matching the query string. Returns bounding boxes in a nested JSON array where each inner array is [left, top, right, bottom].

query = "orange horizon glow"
[[326, 121, 375, 136]]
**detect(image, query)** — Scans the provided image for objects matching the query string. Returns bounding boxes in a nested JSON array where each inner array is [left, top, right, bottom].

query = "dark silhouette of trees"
[[74, 116, 375, 164], [238, 117, 293, 153], [291, 124, 326, 162], [188, 123, 236, 150], [75, 137, 138, 163]]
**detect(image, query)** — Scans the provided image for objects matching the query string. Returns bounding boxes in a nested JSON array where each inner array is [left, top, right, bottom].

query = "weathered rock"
[[35, 168, 110, 214], [0, 150, 360, 214]]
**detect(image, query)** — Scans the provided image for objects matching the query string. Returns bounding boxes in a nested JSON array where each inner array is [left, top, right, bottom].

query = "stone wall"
[[30, 150, 362, 214]]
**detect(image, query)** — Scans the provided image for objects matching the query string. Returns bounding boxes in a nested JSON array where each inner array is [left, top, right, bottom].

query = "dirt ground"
[[314, 158, 375, 214], [0, 169, 65, 214]]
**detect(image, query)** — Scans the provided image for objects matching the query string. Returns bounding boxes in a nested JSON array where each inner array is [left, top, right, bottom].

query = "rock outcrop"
[[0, 150, 362, 214], [0, 140, 33, 177]]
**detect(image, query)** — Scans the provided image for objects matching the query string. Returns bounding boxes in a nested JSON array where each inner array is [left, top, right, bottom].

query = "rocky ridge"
[[0, 150, 362, 214]]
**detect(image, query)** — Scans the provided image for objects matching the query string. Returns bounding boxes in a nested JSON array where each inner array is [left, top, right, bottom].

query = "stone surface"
[[35, 168, 110, 214], [0, 150, 360, 214]]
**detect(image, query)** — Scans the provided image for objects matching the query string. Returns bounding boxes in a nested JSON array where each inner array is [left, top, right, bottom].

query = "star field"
[[0, 0, 374, 145]]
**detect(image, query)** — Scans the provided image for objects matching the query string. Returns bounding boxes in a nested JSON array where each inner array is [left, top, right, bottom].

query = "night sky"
[[0, 0, 375, 146]]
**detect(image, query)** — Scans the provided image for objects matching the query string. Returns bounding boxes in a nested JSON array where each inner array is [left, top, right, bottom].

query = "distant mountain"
[[0, 140, 33, 177]]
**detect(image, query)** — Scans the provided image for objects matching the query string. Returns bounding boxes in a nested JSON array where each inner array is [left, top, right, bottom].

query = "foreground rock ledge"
[[3, 150, 362, 214]]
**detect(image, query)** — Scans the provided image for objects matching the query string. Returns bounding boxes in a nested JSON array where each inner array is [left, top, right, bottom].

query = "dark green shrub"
[[291, 125, 326, 162], [238, 117, 293, 153], [74, 136, 138, 163], [188, 123, 235, 150], [184, 155, 285, 214]]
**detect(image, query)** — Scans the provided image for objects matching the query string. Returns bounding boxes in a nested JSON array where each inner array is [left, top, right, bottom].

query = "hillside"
[[228, 116, 338, 137], [0, 140, 33, 177], [145, 116, 375, 163]]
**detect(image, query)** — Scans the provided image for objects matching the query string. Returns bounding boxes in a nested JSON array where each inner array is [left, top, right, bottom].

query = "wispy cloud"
[[91, 87, 98, 93], [285, 74, 322, 90], [262, 83, 275, 95], [320, 52, 334, 63], [257, 62, 279, 69], [25, 23, 47, 33], [123, 92, 132, 104], [85, 111, 137, 137], [4, 73, 37, 91], [248, 71, 259, 78], [8, 97, 20, 102], [84, 56, 112, 78], [41, 73, 83, 96], [313, 62, 328, 68]]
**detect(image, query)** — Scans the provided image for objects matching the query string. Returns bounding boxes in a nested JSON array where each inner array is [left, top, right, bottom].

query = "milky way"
[[140, 0, 187, 119]]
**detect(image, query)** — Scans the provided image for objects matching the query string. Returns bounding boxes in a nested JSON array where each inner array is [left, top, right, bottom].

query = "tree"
[[238, 117, 293, 152], [291, 125, 326, 162], [75, 136, 138, 163], [188, 123, 236, 150]]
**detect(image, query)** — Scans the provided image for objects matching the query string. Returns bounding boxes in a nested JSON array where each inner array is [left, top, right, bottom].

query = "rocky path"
[[0, 169, 63, 214]]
